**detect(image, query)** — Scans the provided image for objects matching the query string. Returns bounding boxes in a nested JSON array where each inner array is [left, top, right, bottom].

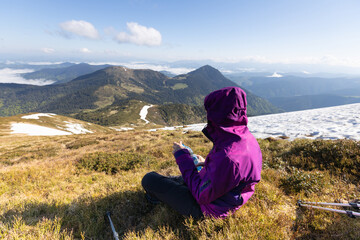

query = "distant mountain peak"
[[187, 65, 224, 79], [103, 66, 162, 74], [76, 63, 90, 66], [199, 64, 215, 69], [104, 66, 131, 73], [102, 66, 166, 81], [192, 65, 218, 72]]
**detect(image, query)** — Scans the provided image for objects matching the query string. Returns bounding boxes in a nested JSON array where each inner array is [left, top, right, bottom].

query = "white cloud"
[[80, 48, 91, 53], [0, 68, 55, 85], [211, 56, 275, 64], [237, 68, 257, 72], [42, 48, 55, 54], [115, 22, 162, 46], [27, 61, 65, 65], [5, 60, 15, 65], [60, 20, 99, 39]]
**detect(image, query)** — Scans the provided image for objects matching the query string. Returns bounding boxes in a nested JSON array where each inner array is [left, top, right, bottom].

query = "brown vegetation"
[[0, 131, 359, 239]]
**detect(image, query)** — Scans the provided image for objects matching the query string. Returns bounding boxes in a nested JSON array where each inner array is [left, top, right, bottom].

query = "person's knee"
[[141, 171, 158, 191]]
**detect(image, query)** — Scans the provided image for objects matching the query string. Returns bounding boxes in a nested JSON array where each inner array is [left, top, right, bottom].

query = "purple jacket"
[[174, 87, 262, 217]]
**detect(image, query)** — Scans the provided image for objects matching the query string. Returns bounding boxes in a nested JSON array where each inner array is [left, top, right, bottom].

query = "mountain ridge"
[[21, 63, 112, 84], [0, 65, 281, 125], [268, 94, 360, 112]]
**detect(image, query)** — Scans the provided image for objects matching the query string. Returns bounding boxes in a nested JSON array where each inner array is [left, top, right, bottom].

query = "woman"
[[142, 86, 262, 218]]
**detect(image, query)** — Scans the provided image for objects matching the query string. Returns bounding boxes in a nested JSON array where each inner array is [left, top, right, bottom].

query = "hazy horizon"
[[2, 1, 360, 74]]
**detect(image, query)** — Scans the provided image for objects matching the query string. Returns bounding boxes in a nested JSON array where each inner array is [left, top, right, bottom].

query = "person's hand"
[[195, 155, 206, 167], [195, 162, 205, 167], [196, 155, 205, 162], [172, 141, 185, 154]]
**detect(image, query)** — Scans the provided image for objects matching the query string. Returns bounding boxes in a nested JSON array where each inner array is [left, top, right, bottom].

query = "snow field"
[[248, 103, 360, 140], [11, 123, 72, 136], [11, 114, 93, 136], [150, 103, 360, 141]]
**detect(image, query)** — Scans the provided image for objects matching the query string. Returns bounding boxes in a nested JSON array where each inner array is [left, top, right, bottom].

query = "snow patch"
[[110, 127, 134, 131], [63, 121, 93, 134], [140, 105, 153, 124], [11, 123, 71, 136], [149, 126, 183, 131], [267, 72, 283, 78], [21, 113, 56, 119], [149, 125, 189, 132], [10, 120, 93, 136], [183, 123, 207, 131]]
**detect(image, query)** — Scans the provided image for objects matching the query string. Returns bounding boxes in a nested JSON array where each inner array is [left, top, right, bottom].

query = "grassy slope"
[[0, 131, 359, 239], [74, 101, 206, 127], [73, 100, 150, 126]]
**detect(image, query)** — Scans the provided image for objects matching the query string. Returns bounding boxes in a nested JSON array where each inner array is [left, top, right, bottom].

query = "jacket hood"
[[204, 87, 247, 126], [203, 87, 248, 144]]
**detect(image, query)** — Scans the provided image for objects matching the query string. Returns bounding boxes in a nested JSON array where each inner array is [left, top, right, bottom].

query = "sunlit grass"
[[0, 131, 359, 239]]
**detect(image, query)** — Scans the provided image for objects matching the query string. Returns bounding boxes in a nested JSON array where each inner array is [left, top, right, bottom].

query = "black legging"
[[141, 172, 203, 219]]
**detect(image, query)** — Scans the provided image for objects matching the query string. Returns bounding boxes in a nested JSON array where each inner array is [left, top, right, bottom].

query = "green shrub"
[[76, 152, 152, 174], [280, 168, 325, 195], [258, 138, 292, 170], [283, 139, 360, 182]]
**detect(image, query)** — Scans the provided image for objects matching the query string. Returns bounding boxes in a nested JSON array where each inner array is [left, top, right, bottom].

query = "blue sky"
[[1, 0, 360, 72]]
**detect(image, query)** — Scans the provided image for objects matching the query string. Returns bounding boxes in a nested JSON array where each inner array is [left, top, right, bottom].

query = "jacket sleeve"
[[174, 149, 240, 205]]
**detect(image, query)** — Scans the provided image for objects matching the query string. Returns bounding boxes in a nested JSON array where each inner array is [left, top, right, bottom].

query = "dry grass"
[[0, 131, 359, 239]]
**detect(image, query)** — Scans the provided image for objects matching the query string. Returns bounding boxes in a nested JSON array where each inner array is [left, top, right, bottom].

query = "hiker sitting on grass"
[[142, 87, 262, 218]]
